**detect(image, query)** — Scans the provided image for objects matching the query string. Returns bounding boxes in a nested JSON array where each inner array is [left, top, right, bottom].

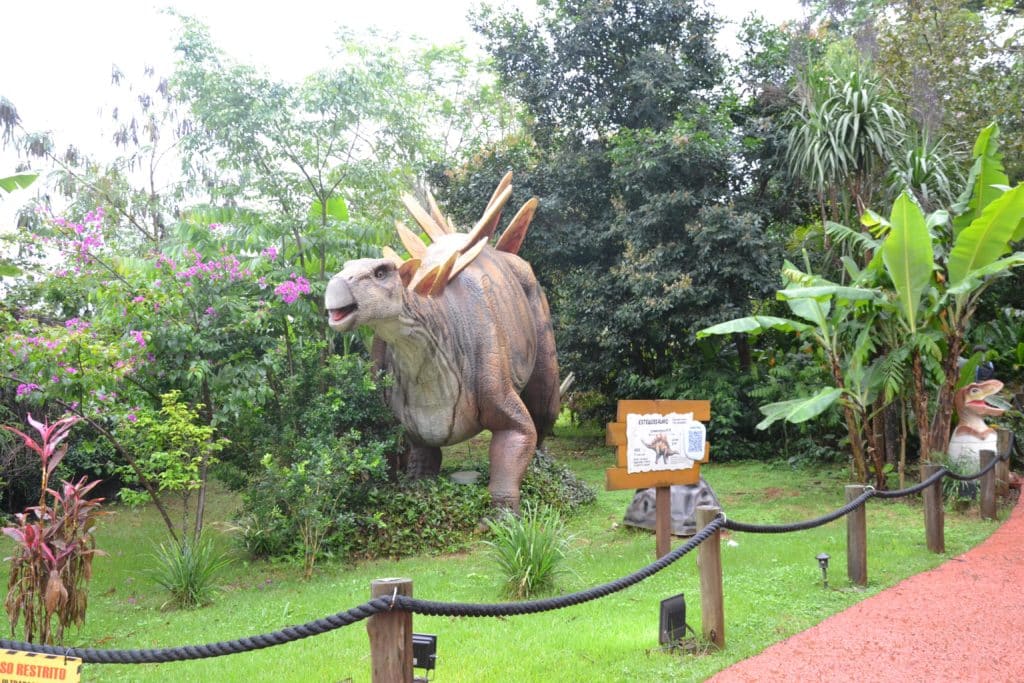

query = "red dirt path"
[[709, 497, 1024, 682]]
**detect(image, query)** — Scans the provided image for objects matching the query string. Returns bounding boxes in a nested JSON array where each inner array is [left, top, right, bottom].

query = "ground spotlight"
[[659, 593, 687, 645], [413, 633, 437, 681], [817, 552, 831, 588]]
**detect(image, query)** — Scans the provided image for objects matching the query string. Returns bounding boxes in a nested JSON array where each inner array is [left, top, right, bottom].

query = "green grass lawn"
[[34, 430, 1007, 682]]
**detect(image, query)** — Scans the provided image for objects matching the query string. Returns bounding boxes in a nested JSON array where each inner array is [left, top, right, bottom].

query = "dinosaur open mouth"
[[328, 304, 357, 323], [976, 395, 1012, 411]]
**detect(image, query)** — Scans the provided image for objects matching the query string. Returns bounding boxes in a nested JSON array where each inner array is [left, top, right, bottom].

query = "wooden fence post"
[[996, 429, 1012, 498], [980, 450, 997, 520], [368, 578, 413, 683], [655, 486, 671, 559], [845, 485, 867, 586], [696, 506, 724, 649], [922, 463, 944, 554]]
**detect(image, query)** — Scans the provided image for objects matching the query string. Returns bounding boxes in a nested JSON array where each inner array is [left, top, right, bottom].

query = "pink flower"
[[262, 246, 278, 261], [15, 383, 40, 397], [274, 274, 312, 304], [129, 330, 146, 347]]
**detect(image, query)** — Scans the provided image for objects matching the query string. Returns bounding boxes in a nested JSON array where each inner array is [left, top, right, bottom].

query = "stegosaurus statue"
[[325, 174, 560, 510]]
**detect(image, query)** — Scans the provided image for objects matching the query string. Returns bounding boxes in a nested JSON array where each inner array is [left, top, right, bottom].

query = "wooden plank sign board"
[[607, 399, 712, 559], [605, 399, 711, 490]]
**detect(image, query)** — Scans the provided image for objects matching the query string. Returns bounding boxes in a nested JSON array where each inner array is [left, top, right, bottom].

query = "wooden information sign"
[[606, 399, 711, 557]]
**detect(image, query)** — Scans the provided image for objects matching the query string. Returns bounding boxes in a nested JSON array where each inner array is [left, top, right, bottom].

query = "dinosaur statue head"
[[955, 379, 1008, 420], [325, 259, 409, 334], [325, 173, 538, 333]]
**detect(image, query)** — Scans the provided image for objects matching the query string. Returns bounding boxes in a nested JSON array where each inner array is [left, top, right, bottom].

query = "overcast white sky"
[[1, 0, 805, 225]]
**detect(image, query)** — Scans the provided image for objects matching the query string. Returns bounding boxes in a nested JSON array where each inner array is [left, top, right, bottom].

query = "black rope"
[[873, 466, 948, 498], [405, 516, 726, 618], [0, 598, 393, 664], [724, 489, 875, 533], [0, 451, 1007, 665], [943, 451, 1002, 481]]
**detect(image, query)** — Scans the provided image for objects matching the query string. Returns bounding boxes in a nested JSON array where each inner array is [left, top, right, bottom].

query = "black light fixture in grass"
[[659, 593, 687, 645], [817, 552, 831, 588], [413, 633, 437, 681]]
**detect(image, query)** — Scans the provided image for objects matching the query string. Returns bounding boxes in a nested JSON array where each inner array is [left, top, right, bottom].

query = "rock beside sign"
[[622, 477, 720, 536]]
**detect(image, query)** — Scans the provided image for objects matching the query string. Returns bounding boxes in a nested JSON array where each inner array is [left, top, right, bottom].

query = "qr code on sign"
[[687, 426, 703, 454]]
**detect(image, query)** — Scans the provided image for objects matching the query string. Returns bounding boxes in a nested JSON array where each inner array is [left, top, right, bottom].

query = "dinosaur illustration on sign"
[[643, 433, 678, 465]]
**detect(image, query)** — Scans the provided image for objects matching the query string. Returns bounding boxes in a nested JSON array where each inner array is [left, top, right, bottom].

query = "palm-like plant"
[[786, 51, 906, 231], [886, 131, 965, 212]]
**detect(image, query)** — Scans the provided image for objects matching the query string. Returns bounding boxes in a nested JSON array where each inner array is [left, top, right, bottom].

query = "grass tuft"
[[148, 534, 232, 609], [484, 503, 573, 599]]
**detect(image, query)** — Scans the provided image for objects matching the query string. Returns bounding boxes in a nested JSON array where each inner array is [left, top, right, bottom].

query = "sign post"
[[606, 399, 711, 558]]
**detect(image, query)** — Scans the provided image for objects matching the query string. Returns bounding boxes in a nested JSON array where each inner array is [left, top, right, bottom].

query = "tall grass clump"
[[483, 503, 572, 599], [149, 535, 231, 608]]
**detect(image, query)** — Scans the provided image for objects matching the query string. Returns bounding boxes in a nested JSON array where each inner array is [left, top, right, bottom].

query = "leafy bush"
[[483, 503, 573, 599], [237, 432, 389, 563], [238, 438, 595, 568], [223, 349, 403, 484], [348, 476, 492, 560], [115, 391, 229, 543], [149, 535, 232, 609], [520, 450, 596, 513]]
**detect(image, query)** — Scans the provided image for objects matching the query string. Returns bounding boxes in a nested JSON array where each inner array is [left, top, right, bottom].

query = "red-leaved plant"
[[1, 414, 106, 643]]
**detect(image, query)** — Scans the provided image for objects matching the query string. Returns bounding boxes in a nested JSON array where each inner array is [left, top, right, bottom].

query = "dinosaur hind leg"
[[521, 293, 560, 448], [407, 444, 442, 478]]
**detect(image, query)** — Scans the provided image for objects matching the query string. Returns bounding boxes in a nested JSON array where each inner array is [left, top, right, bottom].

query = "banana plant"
[[879, 123, 1024, 465], [699, 261, 883, 482], [700, 124, 1024, 483]]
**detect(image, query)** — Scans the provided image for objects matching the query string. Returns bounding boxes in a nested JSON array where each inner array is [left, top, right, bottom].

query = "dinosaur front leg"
[[488, 429, 536, 511], [407, 444, 442, 478]]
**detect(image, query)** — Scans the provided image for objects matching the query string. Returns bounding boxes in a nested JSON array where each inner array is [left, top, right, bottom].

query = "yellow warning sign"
[[0, 650, 81, 683]]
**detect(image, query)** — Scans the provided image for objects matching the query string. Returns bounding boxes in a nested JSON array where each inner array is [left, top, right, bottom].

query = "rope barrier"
[[873, 466, 948, 498], [404, 515, 725, 618], [941, 451, 1002, 481], [724, 489, 875, 533], [0, 451, 1008, 665], [0, 599, 394, 663]]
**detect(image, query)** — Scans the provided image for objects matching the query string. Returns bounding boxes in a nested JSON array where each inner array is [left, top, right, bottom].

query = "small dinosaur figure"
[[324, 174, 560, 510], [642, 433, 678, 465], [947, 379, 1007, 470]]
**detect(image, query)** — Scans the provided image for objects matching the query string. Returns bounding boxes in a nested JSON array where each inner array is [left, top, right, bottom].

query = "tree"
[[467, 0, 780, 404], [785, 43, 906, 233], [875, 0, 1024, 177]]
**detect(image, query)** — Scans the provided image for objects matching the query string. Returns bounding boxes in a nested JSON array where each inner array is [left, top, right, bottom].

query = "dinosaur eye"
[[373, 265, 389, 280]]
